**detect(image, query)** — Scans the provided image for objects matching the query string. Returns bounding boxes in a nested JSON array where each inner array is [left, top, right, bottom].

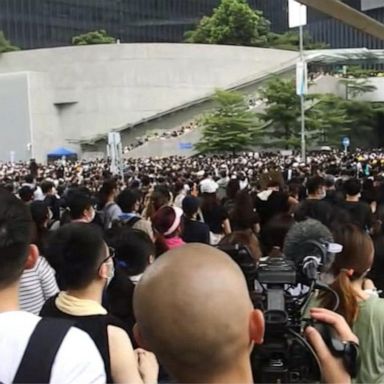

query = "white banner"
[[296, 61, 308, 96], [289, 0, 307, 28]]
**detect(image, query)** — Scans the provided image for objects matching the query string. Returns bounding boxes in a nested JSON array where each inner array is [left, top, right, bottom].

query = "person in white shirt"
[[0, 189, 106, 384]]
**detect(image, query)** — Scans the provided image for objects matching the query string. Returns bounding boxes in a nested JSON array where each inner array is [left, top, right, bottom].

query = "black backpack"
[[110, 215, 142, 230], [11, 318, 73, 383]]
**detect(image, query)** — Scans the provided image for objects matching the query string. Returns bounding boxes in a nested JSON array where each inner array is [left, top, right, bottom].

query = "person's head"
[[18, 186, 34, 203], [230, 190, 258, 231], [0, 190, 38, 290], [226, 179, 241, 199], [182, 196, 200, 219], [41, 181, 55, 196], [133, 244, 264, 383], [321, 224, 374, 326], [219, 230, 262, 262], [344, 178, 362, 198], [24, 174, 34, 184], [152, 206, 183, 256], [46, 223, 114, 291], [306, 176, 326, 199], [99, 179, 118, 206], [148, 188, 171, 215], [107, 227, 154, 277], [200, 179, 218, 195], [324, 175, 336, 191], [116, 188, 141, 213], [262, 213, 295, 256], [267, 180, 281, 191], [67, 192, 95, 222], [152, 206, 183, 238], [29, 201, 50, 229]]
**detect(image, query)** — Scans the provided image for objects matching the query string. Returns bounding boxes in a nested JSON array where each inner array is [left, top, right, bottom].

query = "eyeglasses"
[[98, 246, 115, 270]]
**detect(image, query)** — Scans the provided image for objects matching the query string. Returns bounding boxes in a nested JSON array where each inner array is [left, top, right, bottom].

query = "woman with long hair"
[[319, 224, 384, 383], [229, 189, 259, 234]]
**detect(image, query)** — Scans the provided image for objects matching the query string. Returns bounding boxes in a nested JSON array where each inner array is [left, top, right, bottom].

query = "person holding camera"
[[133, 244, 357, 384]]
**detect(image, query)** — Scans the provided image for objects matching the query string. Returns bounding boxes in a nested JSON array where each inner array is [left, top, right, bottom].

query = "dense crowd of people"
[[2, 149, 384, 383], [123, 122, 197, 153], [121, 91, 264, 154]]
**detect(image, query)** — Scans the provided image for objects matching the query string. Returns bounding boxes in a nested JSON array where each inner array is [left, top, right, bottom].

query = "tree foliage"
[[258, 78, 352, 149], [184, 0, 325, 50], [184, 0, 270, 46], [308, 95, 351, 145], [196, 89, 263, 154], [0, 31, 19, 53], [268, 31, 329, 51], [72, 30, 116, 45], [340, 78, 377, 99]]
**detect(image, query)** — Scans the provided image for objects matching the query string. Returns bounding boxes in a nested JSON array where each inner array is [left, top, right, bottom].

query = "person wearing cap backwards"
[[151, 206, 185, 257]]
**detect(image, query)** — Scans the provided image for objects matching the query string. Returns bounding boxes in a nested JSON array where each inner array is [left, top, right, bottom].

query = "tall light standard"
[[289, 0, 308, 163]]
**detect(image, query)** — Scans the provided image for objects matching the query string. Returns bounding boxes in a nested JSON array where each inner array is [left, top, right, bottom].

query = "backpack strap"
[[13, 318, 73, 384], [126, 215, 141, 227], [103, 203, 117, 229]]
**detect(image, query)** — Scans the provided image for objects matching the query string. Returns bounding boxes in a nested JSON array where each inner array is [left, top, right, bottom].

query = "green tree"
[[184, 0, 270, 47], [196, 89, 263, 154], [258, 77, 303, 148], [72, 30, 116, 45], [340, 78, 377, 99], [308, 95, 351, 145], [343, 100, 384, 147], [268, 31, 328, 51], [258, 78, 351, 149], [0, 31, 19, 53]]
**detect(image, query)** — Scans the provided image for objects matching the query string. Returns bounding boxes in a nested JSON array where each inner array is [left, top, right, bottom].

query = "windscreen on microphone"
[[283, 218, 334, 268]]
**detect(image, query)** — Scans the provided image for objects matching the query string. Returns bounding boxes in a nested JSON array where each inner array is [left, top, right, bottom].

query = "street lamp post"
[[299, 25, 306, 163]]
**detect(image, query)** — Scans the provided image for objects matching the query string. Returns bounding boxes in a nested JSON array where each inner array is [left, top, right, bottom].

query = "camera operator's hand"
[[305, 308, 358, 384], [134, 348, 159, 384]]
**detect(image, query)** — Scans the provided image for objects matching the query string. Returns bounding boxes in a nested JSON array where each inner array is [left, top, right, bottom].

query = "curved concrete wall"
[[0, 44, 299, 161]]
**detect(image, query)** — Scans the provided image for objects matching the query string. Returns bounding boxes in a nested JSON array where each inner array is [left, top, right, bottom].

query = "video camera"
[[218, 241, 358, 384]]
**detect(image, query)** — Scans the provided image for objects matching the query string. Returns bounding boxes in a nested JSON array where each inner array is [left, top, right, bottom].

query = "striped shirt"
[[19, 256, 59, 315]]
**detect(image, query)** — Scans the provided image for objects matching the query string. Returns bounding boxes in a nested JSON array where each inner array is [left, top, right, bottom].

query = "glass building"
[[1, 0, 382, 51], [0, 0, 288, 49], [307, 0, 384, 49]]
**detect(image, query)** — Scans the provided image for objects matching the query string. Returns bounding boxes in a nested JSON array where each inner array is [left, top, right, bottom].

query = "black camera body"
[[252, 255, 321, 384], [218, 242, 357, 384]]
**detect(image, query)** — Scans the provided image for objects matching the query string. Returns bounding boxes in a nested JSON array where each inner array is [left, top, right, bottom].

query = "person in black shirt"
[[200, 180, 231, 241], [181, 196, 210, 244], [340, 178, 373, 231], [255, 181, 293, 227], [105, 227, 155, 343], [323, 175, 343, 206], [41, 223, 157, 383], [295, 176, 333, 228], [41, 181, 61, 222]]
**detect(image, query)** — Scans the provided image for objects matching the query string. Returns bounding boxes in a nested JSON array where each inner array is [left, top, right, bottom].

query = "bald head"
[[134, 244, 258, 382]]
